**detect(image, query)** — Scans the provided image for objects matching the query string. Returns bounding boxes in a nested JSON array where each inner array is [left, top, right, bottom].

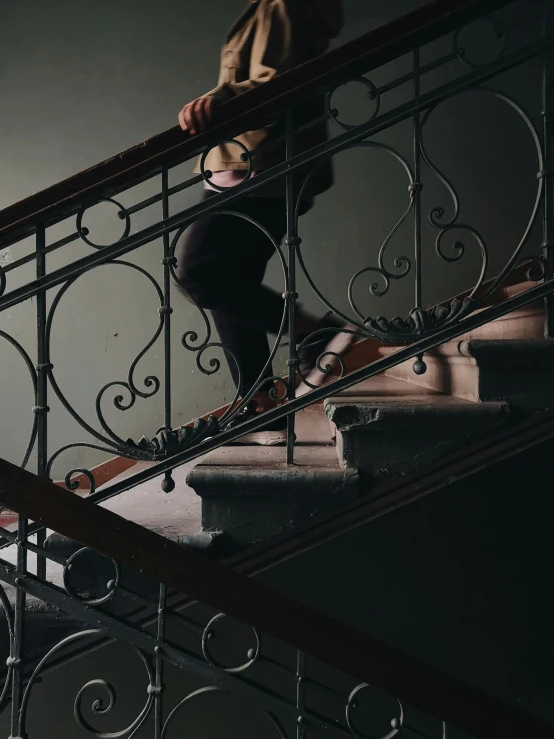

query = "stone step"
[[43, 406, 347, 559], [325, 376, 509, 481], [187, 443, 359, 549], [184, 404, 360, 550]]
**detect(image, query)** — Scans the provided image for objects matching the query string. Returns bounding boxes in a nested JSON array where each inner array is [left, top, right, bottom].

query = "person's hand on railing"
[[178, 97, 215, 136]]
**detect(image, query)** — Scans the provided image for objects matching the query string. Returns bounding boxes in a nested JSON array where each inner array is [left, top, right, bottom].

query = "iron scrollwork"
[[328, 77, 381, 131], [346, 683, 404, 739], [160, 685, 287, 739], [76, 198, 131, 250], [454, 14, 507, 70], [201, 613, 261, 674], [13, 629, 154, 739], [0, 0, 551, 503], [63, 548, 121, 607]]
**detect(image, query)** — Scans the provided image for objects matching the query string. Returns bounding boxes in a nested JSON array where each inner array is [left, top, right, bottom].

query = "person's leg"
[[209, 309, 274, 401], [175, 195, 354, 418], [174, 196, 288, 405]]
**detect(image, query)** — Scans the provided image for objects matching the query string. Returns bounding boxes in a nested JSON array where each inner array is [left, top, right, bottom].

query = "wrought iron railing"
[[0, 0, 553, 736], [0, 457, 552, 739], [0, 0, 552, 502]]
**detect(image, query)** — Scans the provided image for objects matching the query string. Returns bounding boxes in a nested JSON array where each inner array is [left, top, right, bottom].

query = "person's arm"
[[179, 0, 295, 134]]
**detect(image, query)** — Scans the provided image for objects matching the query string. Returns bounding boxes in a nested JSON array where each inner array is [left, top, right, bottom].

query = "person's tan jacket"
[[194, 0, 343, 193]]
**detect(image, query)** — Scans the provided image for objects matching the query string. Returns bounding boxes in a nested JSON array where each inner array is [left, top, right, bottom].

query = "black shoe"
[[224, 402, 287, 446]]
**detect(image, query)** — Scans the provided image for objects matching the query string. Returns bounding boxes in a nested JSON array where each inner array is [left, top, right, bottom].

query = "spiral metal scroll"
[[420, 87, 544, 318], [44, 261, 169, 471], [293, 141, 415, 344], [45, 441, 125, 494], [322, 83, 546, 343], [64, 468, 97, 495], [295, 325, 360, 391], [161, 685, 287, 739], [516, 254, 546, 283], [17, 629, 154, 739]]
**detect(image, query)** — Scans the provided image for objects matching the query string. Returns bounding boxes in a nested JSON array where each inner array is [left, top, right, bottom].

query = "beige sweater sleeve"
[[206, 0, 295, 105]]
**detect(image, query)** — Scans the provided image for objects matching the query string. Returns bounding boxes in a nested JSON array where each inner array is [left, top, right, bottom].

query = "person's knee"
[[174, 248, 207, 308], [175, 264, 209, 306]]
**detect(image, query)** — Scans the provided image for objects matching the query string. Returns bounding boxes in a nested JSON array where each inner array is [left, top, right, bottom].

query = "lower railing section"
[[0, 459, 552, 739]]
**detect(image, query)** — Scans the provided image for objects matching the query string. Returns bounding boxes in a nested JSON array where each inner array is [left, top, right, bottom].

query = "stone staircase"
[[36, 280, 551, 560], [0, 279, 544, 644], [1, 283, 553, 701]]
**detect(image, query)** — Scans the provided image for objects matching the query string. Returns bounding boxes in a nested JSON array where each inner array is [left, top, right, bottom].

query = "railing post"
[[161, 167, 175, 493], [296, 650, 306, 739], [412, 48, 426, 374], [542, 15, 554, 337], [285, 110, 299, 465], [35, 224, 48, 579], [9, 516, 28, 739], [413, 47, 423, 310], [153, 583, 167, 738]]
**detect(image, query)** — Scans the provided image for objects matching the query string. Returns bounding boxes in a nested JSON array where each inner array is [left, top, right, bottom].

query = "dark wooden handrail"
[[0, 0, 514, 245], [0, 459, 552, 738]]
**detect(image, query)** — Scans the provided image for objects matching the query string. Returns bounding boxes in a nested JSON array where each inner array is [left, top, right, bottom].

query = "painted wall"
[[0, 0, 543, 480]]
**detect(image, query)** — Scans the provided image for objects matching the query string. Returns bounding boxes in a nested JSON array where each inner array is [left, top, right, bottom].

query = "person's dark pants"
[[174, 194, 288, 397]]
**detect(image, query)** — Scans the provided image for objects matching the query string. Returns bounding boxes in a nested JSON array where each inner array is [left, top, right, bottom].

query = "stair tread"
[[324, 376, 505, 411], [95, 460, 203, 539], [197, 444, 340, 470]]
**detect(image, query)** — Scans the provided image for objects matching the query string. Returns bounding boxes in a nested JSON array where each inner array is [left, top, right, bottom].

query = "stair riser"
[[201, 489, 358, 548], [193, 468, 359, 548], [334, 417, 509, 479], [186, 437, 359, 549], [386, 356, 478, 400]]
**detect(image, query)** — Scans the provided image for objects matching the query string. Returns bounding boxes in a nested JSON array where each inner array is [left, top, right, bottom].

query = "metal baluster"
[[296, 650, 306, 739], [285, 110, 300, 465], [542, 14, 554, 336], [413, 48, 426, 375], [161, 168, 175, 494], [442, 721, 449, 738], [413, 47, 423, 309], [153, 584, 167, 738], [35, 225, 48, 579], [9, 515, 28, 739]]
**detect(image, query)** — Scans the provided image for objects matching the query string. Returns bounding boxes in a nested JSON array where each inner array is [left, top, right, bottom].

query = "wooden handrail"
[[0, 459, 552, 738], [0, 0, 514, 245]]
